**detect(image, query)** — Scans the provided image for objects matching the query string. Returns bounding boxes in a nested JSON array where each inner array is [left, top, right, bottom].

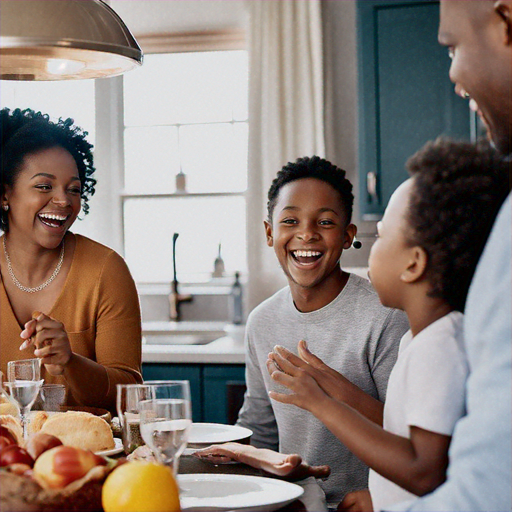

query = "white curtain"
[[246, 0, 325, 311]]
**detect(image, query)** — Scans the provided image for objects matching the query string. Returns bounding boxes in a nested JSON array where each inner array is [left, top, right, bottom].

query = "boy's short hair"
[[267, 156, 354, 223], [406, 137, 510, 312]]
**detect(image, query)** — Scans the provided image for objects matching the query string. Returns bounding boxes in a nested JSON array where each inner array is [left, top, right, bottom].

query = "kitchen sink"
[[142, 321, 227, 345]]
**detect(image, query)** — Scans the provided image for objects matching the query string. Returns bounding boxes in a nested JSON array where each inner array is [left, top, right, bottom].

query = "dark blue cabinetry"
[[142, 363, 245, 424], [357, 0, 471, 217]]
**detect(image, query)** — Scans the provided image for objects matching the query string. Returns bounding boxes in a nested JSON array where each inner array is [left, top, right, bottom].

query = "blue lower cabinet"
[[203, 365, 246, 425], [142, 363, 202, 422], [142, 363, 246, 424]]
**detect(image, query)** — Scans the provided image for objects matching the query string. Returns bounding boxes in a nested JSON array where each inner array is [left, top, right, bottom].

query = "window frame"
[[119, 29, 248, 286]]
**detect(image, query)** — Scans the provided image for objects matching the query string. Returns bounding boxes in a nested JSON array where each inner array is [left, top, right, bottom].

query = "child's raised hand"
[[296, 340, 354, 404], [267, 345, 331, 414]]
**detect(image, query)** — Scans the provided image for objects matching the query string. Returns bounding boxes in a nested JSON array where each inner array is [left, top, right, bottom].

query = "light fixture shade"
[[0, 0, 143, 80]]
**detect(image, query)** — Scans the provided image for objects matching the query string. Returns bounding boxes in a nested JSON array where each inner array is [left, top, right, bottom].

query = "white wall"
[[110, 0, 248, 34]]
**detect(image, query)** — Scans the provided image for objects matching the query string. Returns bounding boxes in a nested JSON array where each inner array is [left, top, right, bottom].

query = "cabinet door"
[[357, 0, 471, 217], [142, 363, 203, 422], [202, 365, 246, 424]]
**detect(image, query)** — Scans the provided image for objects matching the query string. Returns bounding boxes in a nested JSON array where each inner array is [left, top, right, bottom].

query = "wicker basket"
[[0, 464, 111, 512]]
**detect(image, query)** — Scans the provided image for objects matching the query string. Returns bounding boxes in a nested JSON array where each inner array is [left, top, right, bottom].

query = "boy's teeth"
[[293, 250, 321, 257]]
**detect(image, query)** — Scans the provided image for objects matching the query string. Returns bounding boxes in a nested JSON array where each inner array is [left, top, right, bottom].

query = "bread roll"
[[0, 393, 20, 418], [28, 411, 50, 435], [40, 411, 115, 452]]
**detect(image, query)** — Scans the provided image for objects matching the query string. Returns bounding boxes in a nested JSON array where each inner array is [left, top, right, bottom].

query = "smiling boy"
[[237, 156, 409, 507]]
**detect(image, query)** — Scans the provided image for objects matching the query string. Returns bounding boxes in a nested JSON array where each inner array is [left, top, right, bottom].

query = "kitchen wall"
[[87, 1, 372, 321], [322, 0, 377, 269]]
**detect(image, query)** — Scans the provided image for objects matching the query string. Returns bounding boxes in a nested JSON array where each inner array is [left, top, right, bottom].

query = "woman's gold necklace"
[[2, 237, 65, 293]]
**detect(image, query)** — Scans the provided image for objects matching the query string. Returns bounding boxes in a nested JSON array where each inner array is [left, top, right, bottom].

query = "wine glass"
[[5, 359, 43, 439], [139, 380, 192, 475]]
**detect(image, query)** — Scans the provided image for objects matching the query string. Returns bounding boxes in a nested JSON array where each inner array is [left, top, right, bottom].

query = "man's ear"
[[343, 223, 357, 249], [494, 1, 512, 44], [400, 246, 428, 284], [264, 220, 274, 247]]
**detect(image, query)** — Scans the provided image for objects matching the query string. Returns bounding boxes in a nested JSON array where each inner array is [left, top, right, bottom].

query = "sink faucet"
[[169, 233, 193, 321]]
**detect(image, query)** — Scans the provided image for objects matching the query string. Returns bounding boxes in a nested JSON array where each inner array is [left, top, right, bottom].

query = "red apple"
[[0, 426, 17, 445], [33, 446, 107, 489], [0, 436, 13, 450], [26, 432, 62, 460], [0, 445, 34, 467]]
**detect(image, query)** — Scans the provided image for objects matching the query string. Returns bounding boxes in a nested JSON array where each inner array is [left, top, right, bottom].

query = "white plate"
[[96, 437, 123, 457], [188, 423, 253, 446], [179, 474, 304, 512]]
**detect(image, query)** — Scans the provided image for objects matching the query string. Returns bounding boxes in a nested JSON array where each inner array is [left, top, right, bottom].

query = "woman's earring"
[[2, 205, 8, 211]]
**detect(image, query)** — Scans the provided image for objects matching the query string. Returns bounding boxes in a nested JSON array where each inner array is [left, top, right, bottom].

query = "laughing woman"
[[0, 108, 142, 412]]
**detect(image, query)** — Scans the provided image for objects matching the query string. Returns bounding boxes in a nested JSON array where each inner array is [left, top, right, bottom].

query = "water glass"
[[139, 380, 192, 475], [5, 359, 43, 439], [33, 384, 67, 411], [116, 383, 154, 454]]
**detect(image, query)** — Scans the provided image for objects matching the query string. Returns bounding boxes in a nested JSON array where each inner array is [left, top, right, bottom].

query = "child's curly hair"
[[406, 137, 511, 312], [0, 107, 96, 232], [267, 156, 354, 224]]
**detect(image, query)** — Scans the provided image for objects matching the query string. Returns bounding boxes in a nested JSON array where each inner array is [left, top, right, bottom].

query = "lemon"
[[102, 461, 181, 512]]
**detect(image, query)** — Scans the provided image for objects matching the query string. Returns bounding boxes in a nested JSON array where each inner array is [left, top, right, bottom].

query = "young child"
[[267, 139, 510, 511], [236, 156, 409, 507]]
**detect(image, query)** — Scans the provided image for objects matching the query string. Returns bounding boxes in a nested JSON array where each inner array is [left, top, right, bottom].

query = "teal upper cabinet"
[[357, 0, 471, 218]]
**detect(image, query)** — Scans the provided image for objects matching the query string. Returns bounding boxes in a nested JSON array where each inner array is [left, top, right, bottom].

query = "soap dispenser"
[[229, 272, 243, 325], [212, 243, 225, 278]]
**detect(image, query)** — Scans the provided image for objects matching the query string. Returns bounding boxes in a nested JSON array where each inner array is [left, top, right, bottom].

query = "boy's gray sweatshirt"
[[237, 273, 409, 506]]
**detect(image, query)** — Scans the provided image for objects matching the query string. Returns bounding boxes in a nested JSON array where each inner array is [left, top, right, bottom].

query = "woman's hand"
[[20, 312, 72, 376]]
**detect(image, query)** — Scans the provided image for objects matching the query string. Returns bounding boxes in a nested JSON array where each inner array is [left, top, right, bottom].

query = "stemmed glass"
[[4, 359, 43, 439], [139, 380, 192, 475]]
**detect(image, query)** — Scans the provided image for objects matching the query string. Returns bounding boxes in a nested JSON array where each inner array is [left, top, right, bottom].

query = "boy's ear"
[[494, 0, 512, 44], [400, 246, 428, 284], [264, 220, 274, 247], [343, 223, 357, 249]]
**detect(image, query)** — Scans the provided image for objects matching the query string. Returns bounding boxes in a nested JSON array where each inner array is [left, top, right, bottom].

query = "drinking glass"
[[116, 383, 154, 455], [139, 380, 192, 475], [33, 384, 67, 411], [5, 359, 43, 439]]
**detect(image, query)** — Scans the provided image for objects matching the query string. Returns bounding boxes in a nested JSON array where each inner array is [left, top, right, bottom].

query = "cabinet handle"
[[367, 171, 378, 203]]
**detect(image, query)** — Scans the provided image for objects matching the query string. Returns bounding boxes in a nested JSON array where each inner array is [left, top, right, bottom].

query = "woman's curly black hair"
[[0, 107, 96, 232], [405, 137, 511, 312], [267, 156, 354, 223]]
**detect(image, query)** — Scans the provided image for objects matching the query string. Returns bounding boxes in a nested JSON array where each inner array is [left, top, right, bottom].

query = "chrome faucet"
[[169, 233, 193, 321]]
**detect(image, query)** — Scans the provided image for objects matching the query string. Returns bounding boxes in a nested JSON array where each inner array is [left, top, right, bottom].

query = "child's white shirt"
[[369, 311, 468, 512]]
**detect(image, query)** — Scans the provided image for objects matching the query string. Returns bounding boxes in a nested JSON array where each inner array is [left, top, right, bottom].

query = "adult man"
[[388, 1, 511, 510]]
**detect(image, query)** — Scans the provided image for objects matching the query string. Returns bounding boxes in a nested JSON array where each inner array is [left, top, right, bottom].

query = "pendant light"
[[0, 0, 143, 81]]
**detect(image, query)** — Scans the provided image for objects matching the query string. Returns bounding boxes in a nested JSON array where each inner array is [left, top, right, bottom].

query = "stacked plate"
[[187, 423, 253, 449]]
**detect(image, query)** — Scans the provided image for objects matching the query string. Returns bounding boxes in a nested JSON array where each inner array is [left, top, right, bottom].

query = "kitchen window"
[[122, 49, 249, 284], [0, 37, 249, 288]]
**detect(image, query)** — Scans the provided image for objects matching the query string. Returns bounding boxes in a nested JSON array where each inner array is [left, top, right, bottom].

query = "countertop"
[[142, 336, 246, 364]]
